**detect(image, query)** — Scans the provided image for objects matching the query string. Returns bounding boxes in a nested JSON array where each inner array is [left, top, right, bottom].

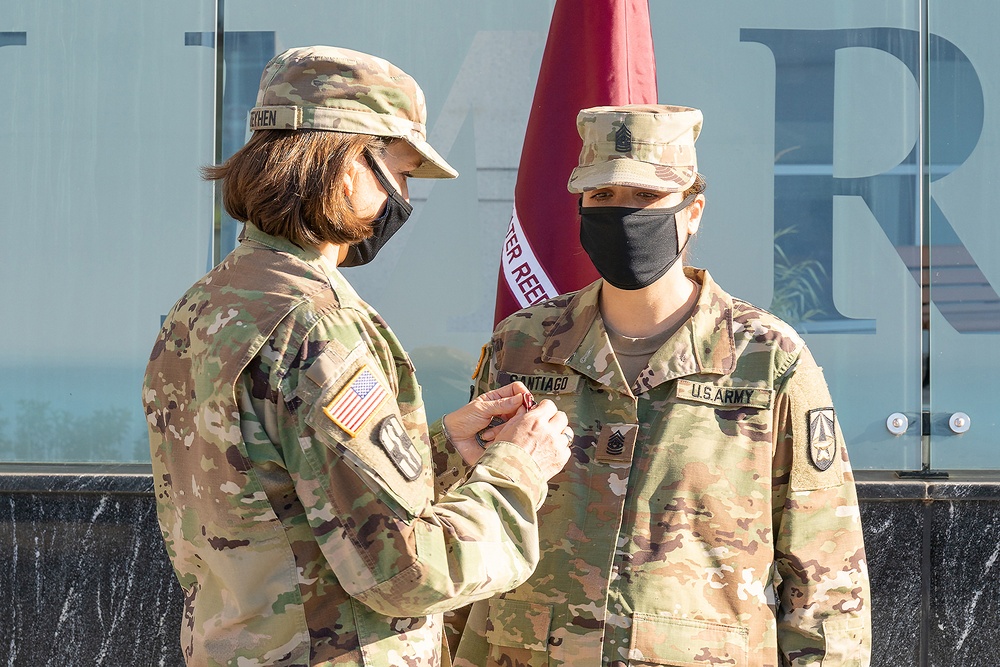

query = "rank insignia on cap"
[[377, 415, 423, 481], [615, 123, 632, 153], [596, 423, 638, 463], [808, 408, 837, 471], [324, 365, 388, 437]]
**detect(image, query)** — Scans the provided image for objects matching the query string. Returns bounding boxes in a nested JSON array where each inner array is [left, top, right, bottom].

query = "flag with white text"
[[493, 0, 658, 324]]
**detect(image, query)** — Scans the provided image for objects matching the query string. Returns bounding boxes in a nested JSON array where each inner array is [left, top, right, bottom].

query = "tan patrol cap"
[[249, 46, 457, 179], [567, 104, 702, 193]]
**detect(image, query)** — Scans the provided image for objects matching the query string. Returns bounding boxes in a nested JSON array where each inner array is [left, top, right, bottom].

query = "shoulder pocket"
[[485, 598, 551, 667], [628, 613, 748, 666], [302, 350, 432, 519]]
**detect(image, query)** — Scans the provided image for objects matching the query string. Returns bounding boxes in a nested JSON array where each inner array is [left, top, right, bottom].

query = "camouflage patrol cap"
[[249, 46, 457, 179], [567, 104, 702, 193]]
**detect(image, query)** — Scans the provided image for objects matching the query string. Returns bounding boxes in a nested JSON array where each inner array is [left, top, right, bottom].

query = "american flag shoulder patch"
[[323, 365, 389, 437]]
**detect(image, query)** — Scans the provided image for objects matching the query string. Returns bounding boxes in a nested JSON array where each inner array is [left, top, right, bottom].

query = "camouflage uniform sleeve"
[[442, 341, 496, 654], [427, 417, 472, 500], [277, 310, 547, 618], [424, 340, 496, 500], [771, 346, 872, 666]]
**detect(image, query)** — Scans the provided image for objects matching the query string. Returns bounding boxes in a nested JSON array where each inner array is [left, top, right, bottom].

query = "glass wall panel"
[[927, 0, 1000, 468], [0, 1, 216, 461], [221, 1, 555, 423], [7, 0, 970, 470], [650, 2, 924, 469]]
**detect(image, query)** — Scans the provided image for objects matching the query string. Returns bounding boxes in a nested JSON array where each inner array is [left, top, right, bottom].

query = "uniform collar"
[[241, 223, 357, 301], [539, 268, 736, 395]]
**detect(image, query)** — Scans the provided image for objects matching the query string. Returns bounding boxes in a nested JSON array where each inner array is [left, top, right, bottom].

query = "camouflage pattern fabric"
[[249, 46, 456, 179], [567, 105, 702, 194], [452, 268, 871, 667], [143, 224, 548, 666]]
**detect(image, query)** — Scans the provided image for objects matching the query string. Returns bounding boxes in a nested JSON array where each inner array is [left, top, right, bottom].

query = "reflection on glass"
[[0, 1, 216, 462]]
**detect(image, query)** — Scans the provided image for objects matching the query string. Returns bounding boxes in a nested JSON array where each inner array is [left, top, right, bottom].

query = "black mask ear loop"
[[673, 192, 699, 256], [363, 151, 412, 211], [339, 149, 414, 268]]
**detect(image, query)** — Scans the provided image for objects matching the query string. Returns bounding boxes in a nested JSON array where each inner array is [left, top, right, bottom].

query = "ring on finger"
[[562, 427, 574, 444]]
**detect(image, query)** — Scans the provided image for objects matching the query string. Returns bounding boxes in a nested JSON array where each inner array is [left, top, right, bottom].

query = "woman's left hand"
[[443, 382, 534, 465]]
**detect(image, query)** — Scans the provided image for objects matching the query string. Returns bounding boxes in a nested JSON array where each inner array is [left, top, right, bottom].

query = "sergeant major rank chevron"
[[596, 423, 638, 464]]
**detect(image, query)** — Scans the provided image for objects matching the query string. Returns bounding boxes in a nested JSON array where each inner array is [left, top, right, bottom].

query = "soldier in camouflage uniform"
[[143, 46, 572, 666], [453, 105, 871, 666]]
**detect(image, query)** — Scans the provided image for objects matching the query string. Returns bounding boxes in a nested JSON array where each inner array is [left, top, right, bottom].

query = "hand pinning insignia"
[[808, 408, 837, 471]]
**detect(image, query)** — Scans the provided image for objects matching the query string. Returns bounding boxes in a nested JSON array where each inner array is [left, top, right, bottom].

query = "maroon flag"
[[494, 0, 658, 325]]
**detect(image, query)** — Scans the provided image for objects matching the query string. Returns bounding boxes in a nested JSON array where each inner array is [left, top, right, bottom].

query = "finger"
[[480, 381, 530, 402], [479, 394, 523, 417], [500, 405, 529, 427], [529, 399, 557, 418], [507, 381, 530, 398], [550, 410, 569, 431], [477, 384, 512, 402]]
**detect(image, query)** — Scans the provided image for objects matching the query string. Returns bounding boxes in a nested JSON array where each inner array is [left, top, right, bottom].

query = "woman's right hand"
[[493, 399, 573, 481]]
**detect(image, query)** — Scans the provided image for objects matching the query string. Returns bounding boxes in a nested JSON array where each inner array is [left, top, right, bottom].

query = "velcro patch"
[[249, 105, 301, 130], [497, 371, 580, 395], [676, 379, 773, 409], [377, 415, 423, 481], [323, 365, 388, 437], [596, 423, 638, 464], [808, 408, 837, 471]]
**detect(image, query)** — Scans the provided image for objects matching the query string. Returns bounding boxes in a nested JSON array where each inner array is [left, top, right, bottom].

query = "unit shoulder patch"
[[808, 407, 837, 471], [377, 415, 423, 481]]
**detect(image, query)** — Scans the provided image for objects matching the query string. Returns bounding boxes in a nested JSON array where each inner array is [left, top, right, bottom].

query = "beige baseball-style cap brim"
[[567, 104, 702, 194], [568, 157, 696, 194], [248, 46, 457, 179], [406, 138, 457, 179]]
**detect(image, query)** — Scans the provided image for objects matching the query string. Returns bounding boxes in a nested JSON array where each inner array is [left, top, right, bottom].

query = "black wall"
[[0, 467, 996, 666]]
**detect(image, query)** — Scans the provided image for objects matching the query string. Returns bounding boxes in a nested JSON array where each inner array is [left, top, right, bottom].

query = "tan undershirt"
[[604, 282, 701, 387], [604, 322, 675, 388]]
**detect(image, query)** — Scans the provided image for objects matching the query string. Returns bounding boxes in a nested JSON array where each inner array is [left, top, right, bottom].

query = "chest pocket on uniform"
[[675, 379, 773, 410], [484, 598, 552, 667], [628, 613, 748, 666], [671, 378, 774, 444]]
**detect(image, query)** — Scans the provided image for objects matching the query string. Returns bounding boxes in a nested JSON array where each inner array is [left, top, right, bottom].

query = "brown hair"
[[202, 130, 385, 247], [683, 173, 707, 199]]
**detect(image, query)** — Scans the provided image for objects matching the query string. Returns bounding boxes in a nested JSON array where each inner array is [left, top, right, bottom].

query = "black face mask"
[[579, 193, 697, 290], [340, 153, 414, 267]]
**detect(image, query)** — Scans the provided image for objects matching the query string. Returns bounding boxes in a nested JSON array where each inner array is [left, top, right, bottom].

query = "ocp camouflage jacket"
[[143, 224, 548, 666], [453, 268, 871, 667]]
